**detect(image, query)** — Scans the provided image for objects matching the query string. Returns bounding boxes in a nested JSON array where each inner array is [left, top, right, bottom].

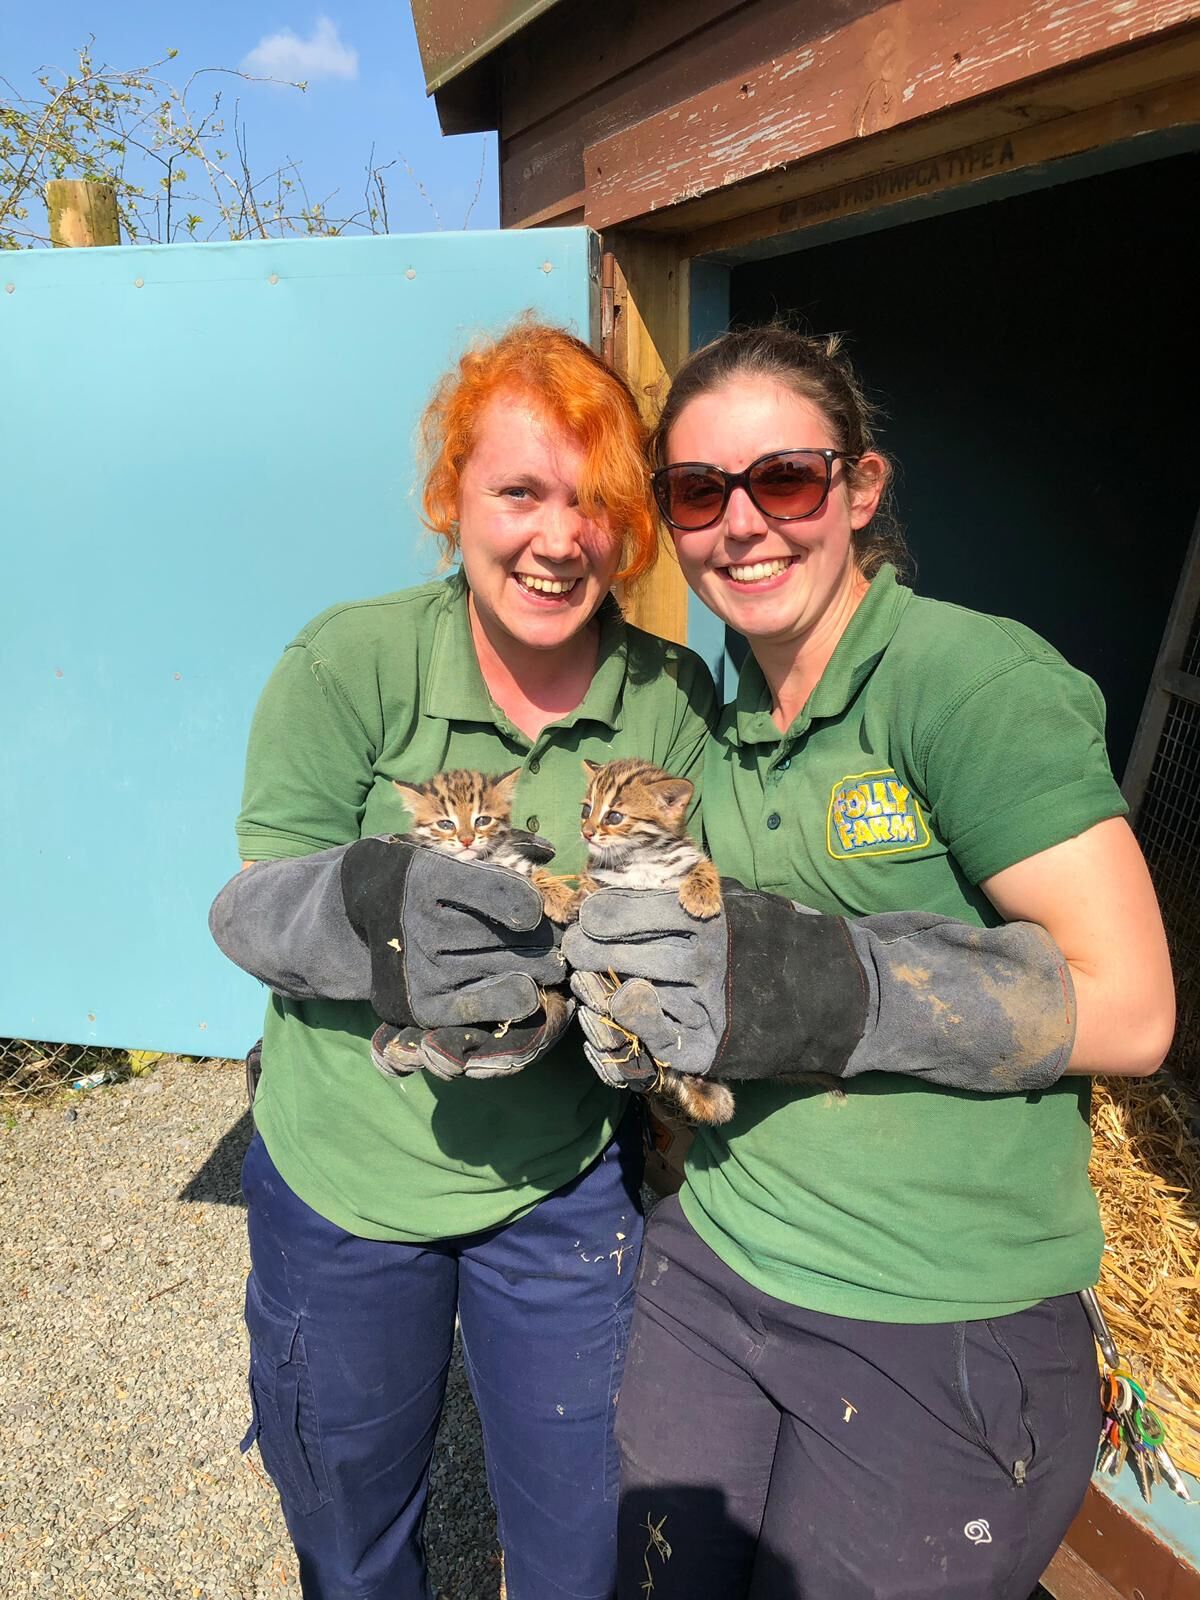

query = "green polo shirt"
[[684, 565, 1127, 1323], [237, 569, 715, 1242]]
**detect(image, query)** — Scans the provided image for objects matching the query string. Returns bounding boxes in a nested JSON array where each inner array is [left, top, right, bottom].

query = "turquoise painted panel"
[[684, 258, 736, 700], [1, 230, 595, 1058]]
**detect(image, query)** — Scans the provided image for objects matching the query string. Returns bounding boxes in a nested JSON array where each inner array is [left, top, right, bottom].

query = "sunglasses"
[[652, 449, 857, 532]]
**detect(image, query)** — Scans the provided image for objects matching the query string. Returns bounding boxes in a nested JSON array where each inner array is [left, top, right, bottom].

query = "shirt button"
[[777, 757, 791, 771], [527, 815, 540, 831], [766, 813, 781, 830], [528, 758, 541, 775]]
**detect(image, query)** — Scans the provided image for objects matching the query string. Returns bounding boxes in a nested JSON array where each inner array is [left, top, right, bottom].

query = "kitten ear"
[[581, 759, 601, 780], [490, 769, 521, 805], [392, 780, 425, 813], [647, 777, 693, 822]]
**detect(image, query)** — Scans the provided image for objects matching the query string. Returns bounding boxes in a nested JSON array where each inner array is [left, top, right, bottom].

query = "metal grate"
[[1135, 692, 1200, 1091]]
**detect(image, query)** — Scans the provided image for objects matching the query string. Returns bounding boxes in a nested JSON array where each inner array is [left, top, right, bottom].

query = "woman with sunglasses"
[[564, 326, 1175, 1599]]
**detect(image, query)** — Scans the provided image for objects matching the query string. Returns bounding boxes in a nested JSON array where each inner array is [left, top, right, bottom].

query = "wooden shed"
[[411, 0, 1199, 1050], [410, 4, 1200, 1591]]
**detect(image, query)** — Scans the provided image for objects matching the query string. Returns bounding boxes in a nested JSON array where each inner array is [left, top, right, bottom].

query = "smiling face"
[[455, 391, 623, 655], [664, 377, 884, 650]]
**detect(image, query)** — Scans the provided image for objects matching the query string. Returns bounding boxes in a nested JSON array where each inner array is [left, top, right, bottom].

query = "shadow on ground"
[[179, 1108, 254, 1205]]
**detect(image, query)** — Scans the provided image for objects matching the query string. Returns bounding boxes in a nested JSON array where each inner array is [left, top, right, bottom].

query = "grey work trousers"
[[616, 1196, 1100, 1600]]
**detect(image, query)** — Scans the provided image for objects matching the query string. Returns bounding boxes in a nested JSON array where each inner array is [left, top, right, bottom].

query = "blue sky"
[[2, 3, 499, 236]]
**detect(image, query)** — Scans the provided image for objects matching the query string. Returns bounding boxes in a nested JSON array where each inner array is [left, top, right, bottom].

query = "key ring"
[[1114, 1369, 1147, 1403], [1134, 1407, 1166, 1448]]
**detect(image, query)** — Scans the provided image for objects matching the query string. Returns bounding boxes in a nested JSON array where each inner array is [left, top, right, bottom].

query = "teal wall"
[[1, 230, 595, 1057], [685, 258, 733, 695], [730, 153, 1200, 775]]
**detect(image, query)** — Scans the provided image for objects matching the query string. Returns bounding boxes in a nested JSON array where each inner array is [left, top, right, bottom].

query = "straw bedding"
[[1089, 1071, 1200, 1477]]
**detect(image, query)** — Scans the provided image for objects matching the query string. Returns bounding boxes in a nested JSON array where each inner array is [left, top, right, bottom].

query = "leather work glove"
[[209, 836, 566, 1032], [562, 883, 1077, 1095], [340, 836, 565, 1029], [369, 988, 575, 1082]]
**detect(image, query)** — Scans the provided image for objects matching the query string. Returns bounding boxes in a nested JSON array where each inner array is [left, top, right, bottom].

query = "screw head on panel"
[[405, 268, 416, 280]]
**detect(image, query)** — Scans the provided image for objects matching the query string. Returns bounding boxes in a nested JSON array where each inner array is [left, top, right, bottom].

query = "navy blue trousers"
[[240, 1120, 644, 1600], [616, 1197, 1100, 1600]]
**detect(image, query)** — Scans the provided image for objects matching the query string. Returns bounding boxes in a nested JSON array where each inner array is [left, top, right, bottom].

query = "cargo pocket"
[[242, 1274, 332, 1517]]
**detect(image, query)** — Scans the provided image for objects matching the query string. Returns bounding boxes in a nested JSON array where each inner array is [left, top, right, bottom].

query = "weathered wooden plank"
[[1041, 1537, 1124, 1600], [498, 0, 859, 224], [502, 130, 583, 228], [499, 0, 757, 141], [1055, 1481, 1200, 1599], [514, 190, 586, 228], [602, 232, 690, 645], [584, 0, 1200, 228], [680, 71, 1200, 258], [623, 25, 1200, 239]]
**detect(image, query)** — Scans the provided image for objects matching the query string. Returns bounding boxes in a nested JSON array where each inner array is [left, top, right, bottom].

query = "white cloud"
[[241, 16, 359, 82]]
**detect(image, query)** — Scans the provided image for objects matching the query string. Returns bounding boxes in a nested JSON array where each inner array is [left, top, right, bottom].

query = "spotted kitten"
[[387, 768, 574, 1052], [576, 758, 734, 1126], [392, 768, 576, 924]]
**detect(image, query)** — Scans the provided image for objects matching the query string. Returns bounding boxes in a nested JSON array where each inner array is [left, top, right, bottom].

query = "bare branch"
[[372, 159, 397, 235], [395, 149, 442, 230], [462, 140, 487, 230], [1, 37, 468, 248]]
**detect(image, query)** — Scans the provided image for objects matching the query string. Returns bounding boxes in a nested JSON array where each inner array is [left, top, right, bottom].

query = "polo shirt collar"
[[424, 568, 627, 734], [730, 563, 911, 746]]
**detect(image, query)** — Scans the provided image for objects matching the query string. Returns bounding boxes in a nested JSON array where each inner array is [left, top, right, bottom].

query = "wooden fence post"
[[45, 180, 120, 247]]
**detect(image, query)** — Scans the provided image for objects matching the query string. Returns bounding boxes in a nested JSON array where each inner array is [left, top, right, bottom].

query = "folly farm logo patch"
[[827, 769, 930, 859]]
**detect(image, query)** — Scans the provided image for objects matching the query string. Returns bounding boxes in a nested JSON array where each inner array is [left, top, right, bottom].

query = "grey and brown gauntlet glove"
[[562, 882, 1076, 1095], [209, 837, 573, 1077]]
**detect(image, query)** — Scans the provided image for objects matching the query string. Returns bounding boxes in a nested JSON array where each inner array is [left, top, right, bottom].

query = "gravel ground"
[[0, 1057, 502, 1600], [0, 1057, 1060, 1600]]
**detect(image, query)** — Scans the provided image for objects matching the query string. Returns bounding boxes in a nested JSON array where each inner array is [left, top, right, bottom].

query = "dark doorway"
[[730, 152, 1200, 776]]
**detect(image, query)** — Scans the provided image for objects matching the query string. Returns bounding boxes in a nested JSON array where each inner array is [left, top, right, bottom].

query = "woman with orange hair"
[[209, 321, 714, 1598]]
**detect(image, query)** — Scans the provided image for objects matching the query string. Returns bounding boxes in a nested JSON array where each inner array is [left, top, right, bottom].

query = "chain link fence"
[[0, 1037, 119, 1102], [0, 1038, 233, 1103]]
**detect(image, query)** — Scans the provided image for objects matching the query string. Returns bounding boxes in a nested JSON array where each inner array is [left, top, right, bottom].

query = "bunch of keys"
[[1081, 1287, 1192, 1503]]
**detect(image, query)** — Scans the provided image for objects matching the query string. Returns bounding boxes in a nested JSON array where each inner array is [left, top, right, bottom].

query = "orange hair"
[[419, 317, 658, 586]]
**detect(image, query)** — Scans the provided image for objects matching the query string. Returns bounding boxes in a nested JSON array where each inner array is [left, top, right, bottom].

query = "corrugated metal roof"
[[410, 0, 565, 94]]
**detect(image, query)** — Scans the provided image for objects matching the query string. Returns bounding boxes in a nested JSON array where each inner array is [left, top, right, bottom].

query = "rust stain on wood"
[[584, 0, 1200, 227]]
